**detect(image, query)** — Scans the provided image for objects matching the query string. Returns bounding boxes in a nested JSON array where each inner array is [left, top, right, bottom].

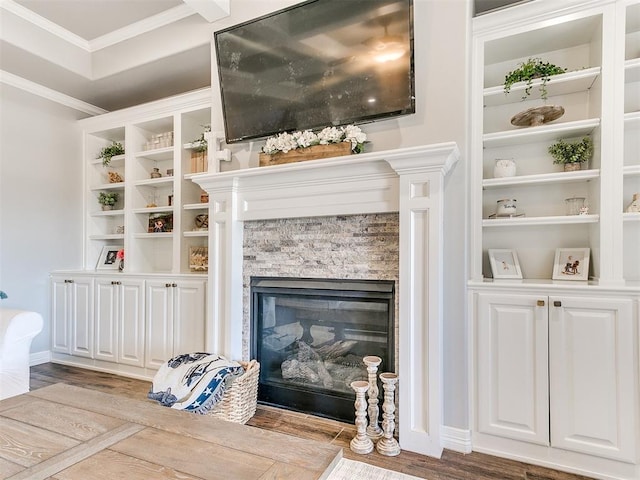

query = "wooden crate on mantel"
[[259, 141, 352, 167]]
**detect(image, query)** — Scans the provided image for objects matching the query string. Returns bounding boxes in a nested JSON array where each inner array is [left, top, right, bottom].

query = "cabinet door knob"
[[553, 301, 562, 307], [66, 279, 74, 283], [537, 300, 545, 307], [172, 283, 177, 288], [116, 281, 122, 285], [165, 283, 171, 288]]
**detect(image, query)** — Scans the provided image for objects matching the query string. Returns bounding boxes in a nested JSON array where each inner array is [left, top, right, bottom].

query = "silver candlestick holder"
[[376, 372, 400, 456], [363, 355, 383, 440], [350, 380, 374, 454]]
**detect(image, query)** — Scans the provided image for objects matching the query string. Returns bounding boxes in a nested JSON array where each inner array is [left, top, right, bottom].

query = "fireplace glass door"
[[251, 277, 394, 422]]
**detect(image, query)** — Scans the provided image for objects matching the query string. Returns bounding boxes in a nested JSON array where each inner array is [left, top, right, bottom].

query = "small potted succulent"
[[98, 191, 119, 210], [98, 141, 125, 167], [504, 57, 567, 100], [548, 136, 593, 171]]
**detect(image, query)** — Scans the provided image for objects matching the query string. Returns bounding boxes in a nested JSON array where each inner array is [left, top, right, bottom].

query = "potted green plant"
[[548, 136, 593, 171], [191, 124, 211, 153], [98, 191, 119, 210], [504, 57, 567, 100], [98, 141, 125, 167]]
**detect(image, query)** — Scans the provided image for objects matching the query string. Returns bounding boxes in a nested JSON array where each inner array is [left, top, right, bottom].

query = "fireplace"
[[193, 143, 459, 457], [251, 277, 394, 422]]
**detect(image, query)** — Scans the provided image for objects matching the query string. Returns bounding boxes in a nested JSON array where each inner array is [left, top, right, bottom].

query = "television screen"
[[214, 0, 415, 143]]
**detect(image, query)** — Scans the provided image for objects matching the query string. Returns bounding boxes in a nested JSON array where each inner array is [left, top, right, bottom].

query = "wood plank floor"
[[29, 363, 595, 480]]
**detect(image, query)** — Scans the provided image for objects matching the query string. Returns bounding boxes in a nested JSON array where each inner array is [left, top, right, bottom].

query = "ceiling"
[[0, 0, 233, 113]]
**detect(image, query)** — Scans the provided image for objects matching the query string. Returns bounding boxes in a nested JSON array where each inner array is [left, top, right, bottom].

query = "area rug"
[[326, 458, 423, 480]]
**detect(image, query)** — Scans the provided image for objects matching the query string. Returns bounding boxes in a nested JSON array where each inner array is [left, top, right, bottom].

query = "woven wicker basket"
[[209, 360, 259, 424]]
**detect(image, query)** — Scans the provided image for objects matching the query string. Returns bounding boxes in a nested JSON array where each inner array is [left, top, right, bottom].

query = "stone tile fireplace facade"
[[194, 143, 459, 458], [242, 214, 399, 421]]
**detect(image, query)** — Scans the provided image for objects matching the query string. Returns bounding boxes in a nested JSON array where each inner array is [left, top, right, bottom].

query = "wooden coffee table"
[[0, 383, 341, 480]]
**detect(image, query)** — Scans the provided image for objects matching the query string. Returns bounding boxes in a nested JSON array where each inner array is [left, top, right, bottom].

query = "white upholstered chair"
[[0, 309, 43, 400]]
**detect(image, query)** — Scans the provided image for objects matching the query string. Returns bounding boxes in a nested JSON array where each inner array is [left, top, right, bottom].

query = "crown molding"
[[89, 4, 196, 52], [0, 0, 90, 50], [0, 70, 107, 116]]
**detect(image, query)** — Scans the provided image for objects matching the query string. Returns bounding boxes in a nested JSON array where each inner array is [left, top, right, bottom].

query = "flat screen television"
[[214, 0, 415, 144]]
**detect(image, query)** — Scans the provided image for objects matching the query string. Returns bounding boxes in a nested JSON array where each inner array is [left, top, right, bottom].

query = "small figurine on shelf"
[[626, 193, 640, 213], [151, 167, 162, 179]]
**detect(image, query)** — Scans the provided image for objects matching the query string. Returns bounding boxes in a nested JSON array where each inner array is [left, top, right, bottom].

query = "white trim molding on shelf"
[[483, 169, 600, 189], [483, 118, 601, 148], [483, 214, 599, 227]]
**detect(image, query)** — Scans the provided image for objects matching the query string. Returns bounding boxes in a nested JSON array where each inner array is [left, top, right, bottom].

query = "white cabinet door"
[[51, 277, 71, 354], [476, 293, 549, 445], [70, 277, 94, 358], [94, 279, 118, 362], [173, 280, 206, 355], [549, 296, 637, 462], [119, 279, 144, 367], [145, 280, 173, 369]]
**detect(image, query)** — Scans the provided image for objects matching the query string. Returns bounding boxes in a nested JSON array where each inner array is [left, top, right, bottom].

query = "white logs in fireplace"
[[193, 143, 459, 458]]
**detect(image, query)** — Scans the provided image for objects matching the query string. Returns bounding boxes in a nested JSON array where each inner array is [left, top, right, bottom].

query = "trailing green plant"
[[98, 191, 119, 206], [191, 125, 211, 153], [548, 136, 593, 165], [98, 141, 125, 167], [0, 290, 7, 300], [504, 58, 567, 100]]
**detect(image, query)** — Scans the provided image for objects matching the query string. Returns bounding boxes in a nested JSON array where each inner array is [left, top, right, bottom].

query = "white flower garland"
[[262, 125, 367, 155]]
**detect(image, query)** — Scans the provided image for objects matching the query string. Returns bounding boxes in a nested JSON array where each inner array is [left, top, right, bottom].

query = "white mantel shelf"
[[193, 142, 460, 459]]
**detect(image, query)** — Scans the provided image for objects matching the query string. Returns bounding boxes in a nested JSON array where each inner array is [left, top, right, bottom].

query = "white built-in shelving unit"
[[469, 2, 639, 480]]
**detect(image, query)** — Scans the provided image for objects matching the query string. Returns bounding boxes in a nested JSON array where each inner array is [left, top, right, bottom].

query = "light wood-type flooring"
[[29, 363, 595, 480]]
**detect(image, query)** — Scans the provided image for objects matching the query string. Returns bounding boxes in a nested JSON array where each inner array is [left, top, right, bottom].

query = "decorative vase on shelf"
[[118, 259, 124, 272], [626, 193, 640, 213], [494, 159, 516, 178], [151, 167, 162, 179], [101, 205, 113, 211]]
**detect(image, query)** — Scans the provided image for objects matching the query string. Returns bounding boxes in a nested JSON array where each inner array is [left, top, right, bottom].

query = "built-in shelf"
[[625, 58, 640, 84], [483, 118, 601, 148], [625, 111, 640, 126], [133, 177, 174, 187], [90, 154, 125, 166], [132, 206, 175, 214], [90, 209, 124, 217], [482, 214, 599, 227], [90, 182, 125, 191], [183, 231, 208, 237], [135, 147, 173, 160], [183, 203, 209, 210], [483, 169, 600, 189], [624, 165, 640, 176], [133, 233, 173, 239], [483, 67, 601, 107], [623, 213, 640, 222], [89, 234, 125, 240]]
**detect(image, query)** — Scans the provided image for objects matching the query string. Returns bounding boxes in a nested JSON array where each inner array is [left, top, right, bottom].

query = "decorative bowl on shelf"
[[510, 105, 564, 127]]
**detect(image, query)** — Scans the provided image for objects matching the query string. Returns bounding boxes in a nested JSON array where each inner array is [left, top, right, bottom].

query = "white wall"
[[208, 0, 471, 429], [0, 84, 84, 355]]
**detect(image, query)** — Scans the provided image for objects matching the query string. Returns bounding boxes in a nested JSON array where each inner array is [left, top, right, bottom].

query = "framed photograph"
[[552, 248, 590, 281], [189, 246, 208, 272], [488, 249, 523, 279], [148, 213, 174, 233], [96, 245, 121, 270]]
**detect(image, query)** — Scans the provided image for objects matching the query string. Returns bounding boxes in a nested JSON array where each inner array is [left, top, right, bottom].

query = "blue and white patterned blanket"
[[148, 353, 244, 414]]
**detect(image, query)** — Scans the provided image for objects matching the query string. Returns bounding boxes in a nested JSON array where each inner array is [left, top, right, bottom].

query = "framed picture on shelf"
[[552, 248, 590, 281], [488, 249, 523, 279], [148, 213, 174, 233], [96, 245, 122, 270], [189, 246, 208, 272]]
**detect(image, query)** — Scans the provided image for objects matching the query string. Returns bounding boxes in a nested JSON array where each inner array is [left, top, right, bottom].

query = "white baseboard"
[[30, 350, 51, 366], [441, 425, 472, 453]]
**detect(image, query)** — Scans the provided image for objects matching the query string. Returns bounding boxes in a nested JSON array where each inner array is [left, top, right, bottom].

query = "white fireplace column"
[[193, 143, 459, 458]]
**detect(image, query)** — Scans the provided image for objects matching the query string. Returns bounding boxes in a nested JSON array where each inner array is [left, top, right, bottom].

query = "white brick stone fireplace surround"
[[194, 143, 460, 458]]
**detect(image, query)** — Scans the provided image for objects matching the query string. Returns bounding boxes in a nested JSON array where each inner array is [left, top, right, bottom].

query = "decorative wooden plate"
[[511, 105, 565, 127]]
